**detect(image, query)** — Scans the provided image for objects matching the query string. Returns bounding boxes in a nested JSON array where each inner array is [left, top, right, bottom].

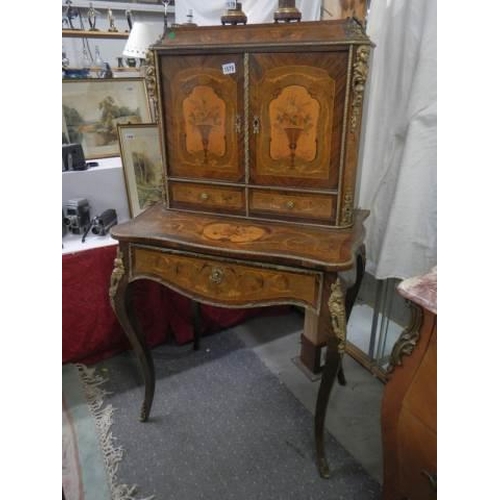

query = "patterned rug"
[[63, 328, 381, 499], [62, 363, 154, 500]]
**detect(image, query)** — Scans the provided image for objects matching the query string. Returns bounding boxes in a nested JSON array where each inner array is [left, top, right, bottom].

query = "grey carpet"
[[94, 330, 381, 500]]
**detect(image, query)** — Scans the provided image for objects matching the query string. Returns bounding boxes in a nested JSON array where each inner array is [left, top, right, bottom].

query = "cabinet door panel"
[[249, 51, 348, 189], [159, 54, 245, 182]]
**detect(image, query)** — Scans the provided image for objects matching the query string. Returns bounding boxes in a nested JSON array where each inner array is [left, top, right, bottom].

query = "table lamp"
[[123, 22, 162, 67]]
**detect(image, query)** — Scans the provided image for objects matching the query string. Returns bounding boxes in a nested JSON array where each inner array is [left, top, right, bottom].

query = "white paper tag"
[[222, 62, 236, 75]]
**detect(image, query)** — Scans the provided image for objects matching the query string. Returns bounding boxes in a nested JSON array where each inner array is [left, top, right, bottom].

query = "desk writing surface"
[[110, 204, 369, 271]]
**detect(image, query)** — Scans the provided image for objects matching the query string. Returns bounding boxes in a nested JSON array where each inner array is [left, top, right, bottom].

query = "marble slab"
[[397, 267, 437, 314]]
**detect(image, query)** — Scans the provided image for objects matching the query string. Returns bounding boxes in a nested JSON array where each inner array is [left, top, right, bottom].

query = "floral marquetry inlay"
[[183, 85, 227, 163], [270, 85, 319, 167], [202, 223, 269, 243], [253, 62, 335, 183]]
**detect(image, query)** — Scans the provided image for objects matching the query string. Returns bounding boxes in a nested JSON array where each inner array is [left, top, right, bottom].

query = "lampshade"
[[122, 22, 161, 59]]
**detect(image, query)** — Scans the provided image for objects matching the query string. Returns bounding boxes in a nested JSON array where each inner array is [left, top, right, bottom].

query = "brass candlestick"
[[274, 0, 302, 23], [221, 2, 247, 25]]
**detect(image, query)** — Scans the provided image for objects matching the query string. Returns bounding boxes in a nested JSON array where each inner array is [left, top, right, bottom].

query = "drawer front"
[[249, 189, 336, 223], [169, 182, 245, 215], [398, 411, 437, 500], [132, 247, 320, 309]]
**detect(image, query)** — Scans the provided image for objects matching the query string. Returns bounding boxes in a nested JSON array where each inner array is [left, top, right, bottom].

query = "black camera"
[[82, 209, 118, 242], [63, 198, 91, 235]]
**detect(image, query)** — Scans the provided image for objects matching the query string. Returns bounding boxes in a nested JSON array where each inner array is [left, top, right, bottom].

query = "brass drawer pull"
[[235, 114, 242, 134], [285, 200, 295, 209], [209, 267, 224, 284], [200, 192, 209, 201]]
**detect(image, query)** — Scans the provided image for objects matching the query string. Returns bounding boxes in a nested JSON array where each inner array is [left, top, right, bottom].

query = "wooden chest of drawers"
[[381, 269, 437, 499], [151, 18, 372, 228]]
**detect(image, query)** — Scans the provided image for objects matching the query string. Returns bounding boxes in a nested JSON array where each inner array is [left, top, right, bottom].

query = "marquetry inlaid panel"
[[249, 189, 336, 222], [160, 54, 244, 182], [132, 246, 321, 309], [249, 51, 348, 189], [111, 204, 368, 270], [169, 182, 245, 214]]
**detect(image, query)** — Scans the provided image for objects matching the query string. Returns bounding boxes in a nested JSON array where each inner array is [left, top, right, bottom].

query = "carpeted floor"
[[87, 329, 381, 500]]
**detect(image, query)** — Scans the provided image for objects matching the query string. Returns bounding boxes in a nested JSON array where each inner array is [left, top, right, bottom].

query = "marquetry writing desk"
[[109, 203, 368, 478]]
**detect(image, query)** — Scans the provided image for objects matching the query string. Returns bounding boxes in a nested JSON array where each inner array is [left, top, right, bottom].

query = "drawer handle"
[[235, 114, 242, 134], [421, 469, 437, 492], [200, 192, 209, 201], [209, 267, 224, 284], [285, 200, 295, 209]]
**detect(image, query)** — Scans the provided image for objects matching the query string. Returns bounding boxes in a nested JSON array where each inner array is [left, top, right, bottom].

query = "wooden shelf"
[[87, 66, 141, 72], [61, 1, 170, 14], [113, 67, 141, 72], [62, 29, 130, 39]]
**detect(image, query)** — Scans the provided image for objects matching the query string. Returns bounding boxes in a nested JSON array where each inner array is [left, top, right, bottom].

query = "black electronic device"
[[62, 143, 87, 171], [63, 198, 91, 235], [81, 209, 118, 242]]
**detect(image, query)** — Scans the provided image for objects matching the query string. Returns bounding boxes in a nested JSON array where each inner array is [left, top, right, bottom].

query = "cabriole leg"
[[315, 275, 347, 478], [337, 245, 367, 386], [109, 247, 155, 422]]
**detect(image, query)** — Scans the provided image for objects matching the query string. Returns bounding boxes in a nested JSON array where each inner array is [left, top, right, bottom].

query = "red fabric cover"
[[63, 244, 288, 365]]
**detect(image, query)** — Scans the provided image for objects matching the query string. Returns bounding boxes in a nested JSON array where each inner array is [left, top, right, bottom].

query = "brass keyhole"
[[200, 192, 209, 201], [252, 116, 260, 134], [286, 200, 295, 209]]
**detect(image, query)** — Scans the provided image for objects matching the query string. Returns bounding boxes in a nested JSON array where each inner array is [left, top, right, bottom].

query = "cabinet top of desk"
[[111, 204, 368, 271], [153, 18, 373, 51]]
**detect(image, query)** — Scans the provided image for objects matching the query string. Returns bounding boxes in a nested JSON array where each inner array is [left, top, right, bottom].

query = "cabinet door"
[[159, 54, 245, 182], [249, 51, 348, 189]]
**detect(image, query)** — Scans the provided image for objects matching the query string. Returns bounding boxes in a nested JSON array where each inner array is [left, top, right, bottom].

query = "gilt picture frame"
[[62, 78, 152, 160], [117, 123, 164, 217]]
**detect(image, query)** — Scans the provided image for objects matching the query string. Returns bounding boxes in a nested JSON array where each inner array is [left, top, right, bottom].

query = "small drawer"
[[249, 189, 336, 222], [169, 182, 245, 215], [132, 247, 321, 309]]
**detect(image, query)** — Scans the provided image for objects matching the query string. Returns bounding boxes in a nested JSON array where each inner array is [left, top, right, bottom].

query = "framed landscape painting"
[[118, 123, 164, 217], [62, 78, 151, 160]]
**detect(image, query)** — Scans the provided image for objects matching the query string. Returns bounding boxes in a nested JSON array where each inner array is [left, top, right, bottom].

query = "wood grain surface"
[[111, 204, 368, 271]]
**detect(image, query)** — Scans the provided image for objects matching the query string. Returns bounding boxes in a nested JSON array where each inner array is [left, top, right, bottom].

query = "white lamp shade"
[[123, 22, 162, 58]]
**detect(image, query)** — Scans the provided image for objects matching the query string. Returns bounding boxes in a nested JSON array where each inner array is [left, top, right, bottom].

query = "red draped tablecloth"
[[63, 244, 286, 365]]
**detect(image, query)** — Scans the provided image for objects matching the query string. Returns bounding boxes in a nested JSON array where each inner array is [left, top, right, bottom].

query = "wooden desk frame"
[[108, 205, 367, 478]]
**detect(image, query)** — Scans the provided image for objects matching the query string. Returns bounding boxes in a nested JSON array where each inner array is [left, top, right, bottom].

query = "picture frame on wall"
[[117, 123, 164, 217], [62, 78, 152, 160]]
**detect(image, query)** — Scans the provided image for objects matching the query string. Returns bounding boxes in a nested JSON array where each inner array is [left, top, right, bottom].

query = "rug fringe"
[[75, 364, 155, 500]]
